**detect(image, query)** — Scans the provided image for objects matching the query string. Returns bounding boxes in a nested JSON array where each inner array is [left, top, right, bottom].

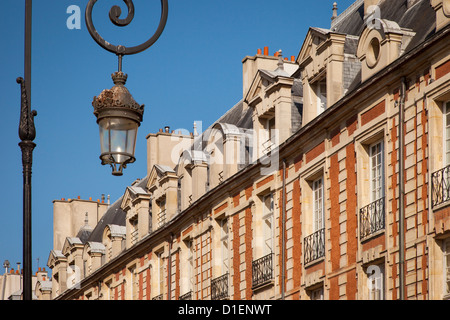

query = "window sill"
[[252, 279, 274, 291], [360, 229, 385, 243], [304, 256, 325, 269]]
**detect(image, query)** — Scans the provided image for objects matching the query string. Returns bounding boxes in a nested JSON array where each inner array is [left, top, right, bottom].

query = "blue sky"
[[0, 0, 356, 273]]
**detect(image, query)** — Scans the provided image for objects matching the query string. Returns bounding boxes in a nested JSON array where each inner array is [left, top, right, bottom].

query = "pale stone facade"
[[39, 0, 450, 300]]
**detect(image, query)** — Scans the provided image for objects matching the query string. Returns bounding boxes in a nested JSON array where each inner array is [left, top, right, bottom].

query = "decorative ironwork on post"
[[17, 0, 37, 301], [17, 75, 37, 301]]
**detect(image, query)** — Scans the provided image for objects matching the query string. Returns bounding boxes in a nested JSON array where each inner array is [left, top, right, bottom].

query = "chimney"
[[364, 0, 379, 17]]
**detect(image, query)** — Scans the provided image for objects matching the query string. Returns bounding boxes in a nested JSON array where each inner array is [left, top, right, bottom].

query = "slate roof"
[[331, 0, 436, 52], [86, 177, 148, 243], [329, 0, 436, 93]]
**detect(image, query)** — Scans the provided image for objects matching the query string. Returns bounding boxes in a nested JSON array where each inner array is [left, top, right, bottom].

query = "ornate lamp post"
[[86, 0, 168, 175], [16, 0, 168, 300], [17, 0, 36, 301]]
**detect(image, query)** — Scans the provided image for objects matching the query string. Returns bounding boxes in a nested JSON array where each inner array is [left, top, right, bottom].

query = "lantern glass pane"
[[99, 117, 138, 164]]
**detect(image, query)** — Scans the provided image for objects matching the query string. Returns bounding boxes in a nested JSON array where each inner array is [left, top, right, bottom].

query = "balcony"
[[179, 290, 192, 300], [431, 165, 450, 208], [360, 197, 385, 240], [304, 228, 325, 265], [211, 273, 228, 300], [252, 253, 273, 289], [152, 294, 163, 300]]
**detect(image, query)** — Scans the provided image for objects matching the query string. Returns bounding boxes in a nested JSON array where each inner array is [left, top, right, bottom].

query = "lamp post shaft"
[[18, 0, 35, 301], [20, 141, 35, 301], [25, 0, 31, 105]]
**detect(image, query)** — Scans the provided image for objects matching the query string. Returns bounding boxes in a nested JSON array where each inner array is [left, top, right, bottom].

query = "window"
[[431, 102, 450, 207], [157, 199, 166, 228], [316, 78, 327, 115], [445, 102, 450, 166], [220, 219, 229, 274], [360, 140, 385, 239], [129, 266, 138, 300], [444, 239, 450, 298], [187, 239, 194, 293], [263, 117, 276, 154], [369, 141, 384, 202], [304, 177, 326, 265], [181, 238, 194, 298], [262, 193, 274, 255], [313, 178, 324, 232], [310, 287, 324, 300], [153, 251, 164, 299], [130, 218, 138, 245]]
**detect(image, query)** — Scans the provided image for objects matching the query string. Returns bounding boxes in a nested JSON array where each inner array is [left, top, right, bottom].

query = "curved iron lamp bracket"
[[85, 0, 168, 59]]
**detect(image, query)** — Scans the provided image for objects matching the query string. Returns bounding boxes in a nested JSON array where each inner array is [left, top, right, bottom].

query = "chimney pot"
[[263, 46, 269, 56], [257, 48, 262, 55]]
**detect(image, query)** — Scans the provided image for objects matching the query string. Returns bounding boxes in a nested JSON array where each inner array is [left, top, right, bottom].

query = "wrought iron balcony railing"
[[179, 290, 192, 300], [252, 253, 273, 288], [152, 294, 163, 300], [211, 273, 228, 300], [431, 165, 450, 208], [360, 197, 385, 240], [304, 228, 325, 265]]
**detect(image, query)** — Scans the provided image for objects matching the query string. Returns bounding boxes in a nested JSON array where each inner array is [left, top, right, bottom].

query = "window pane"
[[313, 178, 324, 231]]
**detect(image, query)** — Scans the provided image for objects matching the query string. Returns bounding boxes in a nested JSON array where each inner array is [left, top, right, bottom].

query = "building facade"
[[40, 0, 450, 300]]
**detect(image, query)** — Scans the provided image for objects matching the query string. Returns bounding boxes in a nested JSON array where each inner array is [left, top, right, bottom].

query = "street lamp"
[[86, 0, 168, 175], [16, 0, 168, 301]]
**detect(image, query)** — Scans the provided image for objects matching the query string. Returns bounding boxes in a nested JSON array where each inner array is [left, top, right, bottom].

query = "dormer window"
[[315, 78, 327, 115], [263, 117, 276, 154], [157, 198, 166, 228]]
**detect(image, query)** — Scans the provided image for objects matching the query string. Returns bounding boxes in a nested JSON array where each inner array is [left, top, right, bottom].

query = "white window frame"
[[154, 251, 164, 297], [262, 193, 274, 256], [444, 101, 450, 166], [316, 78, 327, 115], [220, 219, 229, 274], [444, 239, 450, 298], [312, 177, 324, 232], [310, 287, 324, 300], [187, 239, 194, 292], [369, 140, 384, 202]]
